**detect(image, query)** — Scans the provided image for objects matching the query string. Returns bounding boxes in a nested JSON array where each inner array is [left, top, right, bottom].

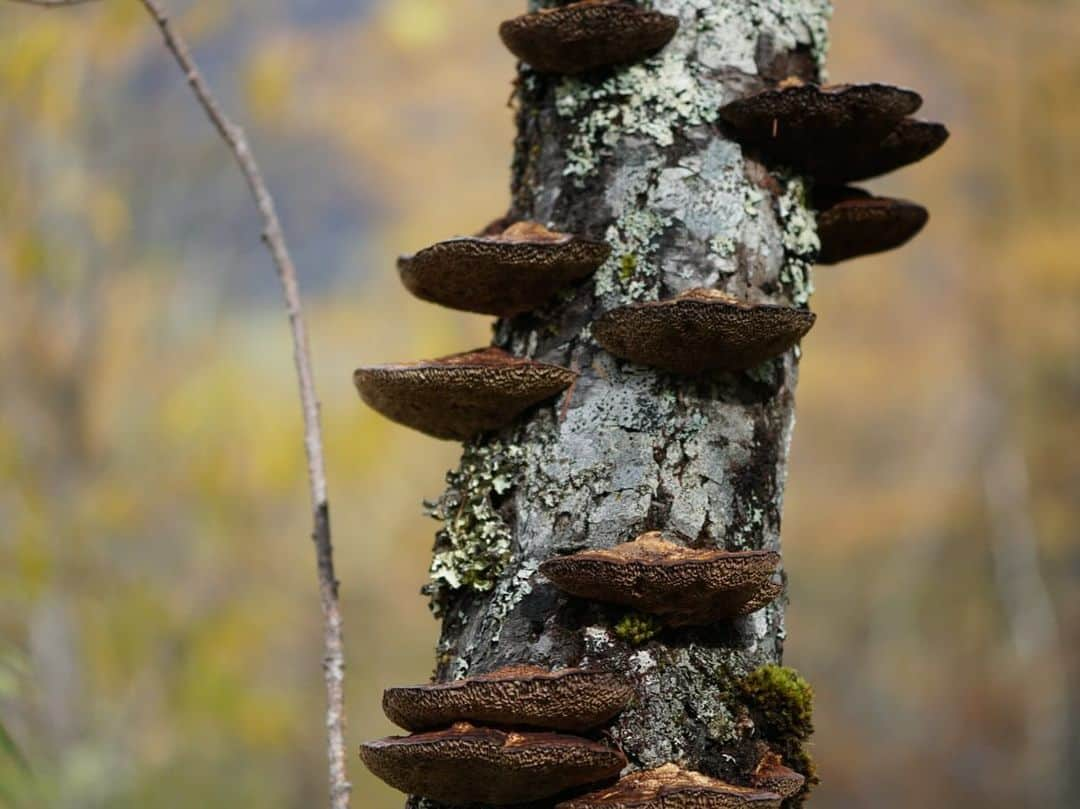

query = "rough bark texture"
[[413, 2, 832, 806]]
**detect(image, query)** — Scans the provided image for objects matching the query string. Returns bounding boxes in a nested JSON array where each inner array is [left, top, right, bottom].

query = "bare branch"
[[4, 0, 355, 803], [135, 2, 352, 804], [132, 1, 352, 805]]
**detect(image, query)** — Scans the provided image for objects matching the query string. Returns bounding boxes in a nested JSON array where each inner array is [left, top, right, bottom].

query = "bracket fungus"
[[557, 763, 783, 809], [399, 221, 611, 316], [353, 347, 576, 440], [383, 665, 634, 733], [359, 722, 627, 805], [539, 532, 782, 627], [812, 117, 950, 185], [751, 753, 806, 801], [719, 80, 921, 148], [593, 288, 816, 375], [499, 0, 679, 75], [719, 80, 946, 183], [814, 186, 929, 265]]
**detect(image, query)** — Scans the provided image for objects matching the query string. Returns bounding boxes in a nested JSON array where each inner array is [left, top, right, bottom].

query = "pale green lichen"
[[743, 185, 766, 217], [425, 441, 524, 605], [488, 560, 540, 644], [593, 205, 670, 303], [556, 45, 723, 181], [709, 235, 737, 260], [740, 0, 833, 72], [809, 9, 832, 75], [776, 176, 819, 306]]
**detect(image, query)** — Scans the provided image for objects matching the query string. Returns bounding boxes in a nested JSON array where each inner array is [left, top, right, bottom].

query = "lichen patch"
[[776, 176, 819, 305], [426, 440, 525, 604]]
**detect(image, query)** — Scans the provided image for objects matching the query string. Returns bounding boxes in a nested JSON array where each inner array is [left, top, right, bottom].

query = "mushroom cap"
[[499, 0, 679, 74], [353, 347, 576, 440], [399, 221, 611, 316], [751, 753, 806, 801], [737, 581, 785, 617], [383, 665, 635, 733], [812, 117, 950, 184], [359, 722, 628, 805], [557, 763, 783, 809], [718, 81, 923, 155], [815, 188, 929, 265], [539, 532, 782, 627], [593, 289, 816, 375]]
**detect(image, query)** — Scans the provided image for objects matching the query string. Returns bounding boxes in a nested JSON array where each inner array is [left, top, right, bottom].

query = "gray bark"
[[414, 1, 832, 806]]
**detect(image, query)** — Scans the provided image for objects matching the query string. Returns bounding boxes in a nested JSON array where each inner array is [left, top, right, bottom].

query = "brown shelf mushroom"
[[815, 186, 929, 265], [499, 0, 679, 74], [539, 532, 782, 627], [354, 347, 576, 440], [383, 665, 634, 733], [593, 288, 815, 375], [719, 80, 922, 149], [360, 722, 627, 805], [557, 763, 783, 808], [811, 117, 950, 184], [738, 581, 786, 617], [719, 80, 946, 182], [399, 221, 611, 316], [751, 752, 806, 801]]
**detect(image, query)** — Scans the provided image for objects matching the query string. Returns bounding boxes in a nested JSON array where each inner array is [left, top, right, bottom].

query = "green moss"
[[740, 665, 818, 806], [740, 664, 814, 739], [614, 613, 663, 646]]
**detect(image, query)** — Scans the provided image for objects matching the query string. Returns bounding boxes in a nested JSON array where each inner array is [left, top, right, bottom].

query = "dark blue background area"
[[118, 0, 382, 304]]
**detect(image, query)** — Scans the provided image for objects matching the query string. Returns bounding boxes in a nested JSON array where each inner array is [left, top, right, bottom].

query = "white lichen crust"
[[413, 2, 831, 802], [425, 441, 523, 602]]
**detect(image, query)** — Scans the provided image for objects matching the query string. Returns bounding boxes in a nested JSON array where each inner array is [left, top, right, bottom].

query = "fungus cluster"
[[361, 722, 627, 805], [356, 4, 949, 806], [719, 78, 948, 264], [364, 667, 632, 803]]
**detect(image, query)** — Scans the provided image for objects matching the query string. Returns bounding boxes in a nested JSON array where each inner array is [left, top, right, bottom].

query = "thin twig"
[[134, 2, 352, 805], [6, 0, 353, 805]]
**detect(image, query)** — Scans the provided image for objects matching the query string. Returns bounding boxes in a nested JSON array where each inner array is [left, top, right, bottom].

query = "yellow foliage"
[[379, 0, 449, 51], [244, 39, 297, 122]]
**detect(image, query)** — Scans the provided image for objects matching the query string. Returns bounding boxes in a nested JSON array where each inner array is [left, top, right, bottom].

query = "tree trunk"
[[413, 1, 832, 806]]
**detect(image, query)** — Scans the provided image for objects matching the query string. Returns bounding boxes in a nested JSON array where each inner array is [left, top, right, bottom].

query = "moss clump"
[[614, 613, 662, 646], [740, 664, 814, 739], [740, 665, 818, 805]]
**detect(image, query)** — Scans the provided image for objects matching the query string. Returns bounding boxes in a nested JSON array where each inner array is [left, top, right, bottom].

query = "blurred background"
[[0, 0, 1076, 806]]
